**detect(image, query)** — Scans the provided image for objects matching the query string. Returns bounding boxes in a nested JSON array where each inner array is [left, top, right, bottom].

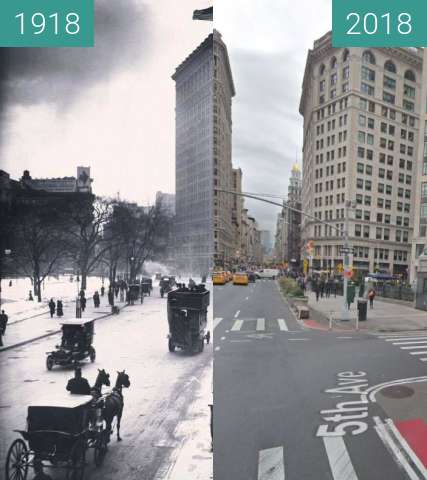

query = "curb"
[[275, 281, 307, 330], [0, 304, 128, 353]]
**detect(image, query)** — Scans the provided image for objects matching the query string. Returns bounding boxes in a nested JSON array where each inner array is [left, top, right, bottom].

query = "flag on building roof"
[[193, 6, 213, 21]]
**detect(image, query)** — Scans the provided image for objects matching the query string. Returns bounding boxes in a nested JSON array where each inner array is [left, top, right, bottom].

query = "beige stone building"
[[300, 32, 423, 278], [231, 168, 244, 261], [213, 30, 236, 268]]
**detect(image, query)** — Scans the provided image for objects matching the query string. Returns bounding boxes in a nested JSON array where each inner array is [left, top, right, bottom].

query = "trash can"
[[357, 299, 367, 321]]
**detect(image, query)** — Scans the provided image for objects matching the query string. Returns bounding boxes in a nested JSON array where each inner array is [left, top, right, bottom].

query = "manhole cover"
[[381, 385, 414, 399]]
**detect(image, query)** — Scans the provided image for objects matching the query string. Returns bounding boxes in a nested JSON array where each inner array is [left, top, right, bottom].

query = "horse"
[[92, 368, 110, 398], [103, 370, 130, 442]]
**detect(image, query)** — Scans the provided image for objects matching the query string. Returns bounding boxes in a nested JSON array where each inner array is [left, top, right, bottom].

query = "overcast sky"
[[216, 0, 331, 234], [0, 0, 211, 205]]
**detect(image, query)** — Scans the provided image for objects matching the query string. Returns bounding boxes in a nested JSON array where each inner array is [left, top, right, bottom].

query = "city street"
[[214, 279, 427, 480], [0, 284, 213, 480]]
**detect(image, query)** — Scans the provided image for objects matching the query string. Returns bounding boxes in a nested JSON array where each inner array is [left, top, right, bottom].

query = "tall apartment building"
[[213, 30, 236, 268], [411, 49, 427, 281], [300, 32, 422, 277], [173, 34, 214, 274]]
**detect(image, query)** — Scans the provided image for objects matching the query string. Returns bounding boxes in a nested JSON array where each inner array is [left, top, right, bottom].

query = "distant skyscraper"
[[172, 34, 214, 273], [155, 191, 175, 216]]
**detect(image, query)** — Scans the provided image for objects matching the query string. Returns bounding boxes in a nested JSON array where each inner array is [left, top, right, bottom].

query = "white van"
[[256, 268, 279, 280]]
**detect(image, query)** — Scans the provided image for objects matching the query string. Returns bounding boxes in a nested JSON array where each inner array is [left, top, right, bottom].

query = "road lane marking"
[[373, 417, 419, 480], [231, 320, 244, 331], [420, 358, 427, 362], [392, 340, 427, 345], [337, 337, 354, 339], [386, 337, 427, 342], [234, 310, 240, 318], [220, 336, 226, 341], [386, 418, 427, 477], [257, 318, 265, 331], [278, 319, 288, 331], [245, 296, 249, 300], [288, 338, 309, 341], [214, 346, 220, 351], [401, 345, 427, 350], [323, 437, 358, 480], [257, 446, 285, 480], [409, 351, 427, 355], [213, 317, 223, 330]]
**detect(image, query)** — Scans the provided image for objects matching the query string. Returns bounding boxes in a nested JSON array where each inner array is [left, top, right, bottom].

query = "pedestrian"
[[315, 284, 320, 302], [66, 367, 91, 395], [28, 290, 34, 301], [48, 299, 55, 318], [108, 287, 114, 306], [101, 285, 105, 296], [56, 300, 63, 317], [368, 288, 376, 309], [93, 291, 100, 308], [8, 280, 12, 287], [0, 310, 8, 347], [32, 459, 53, 480], [320, 280, 325, 298]]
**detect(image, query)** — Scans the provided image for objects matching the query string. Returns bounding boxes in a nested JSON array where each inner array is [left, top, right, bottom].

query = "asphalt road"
[[213, 279, 427, 480], [0, 287, 213, 480]]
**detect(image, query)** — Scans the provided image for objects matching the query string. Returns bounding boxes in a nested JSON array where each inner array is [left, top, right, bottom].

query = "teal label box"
[[0, 0, 94, 47], [333, 0, 427, 47]]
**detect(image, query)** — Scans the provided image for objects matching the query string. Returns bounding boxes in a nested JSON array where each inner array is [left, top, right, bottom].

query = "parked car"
[[256, 268, 279, 280]]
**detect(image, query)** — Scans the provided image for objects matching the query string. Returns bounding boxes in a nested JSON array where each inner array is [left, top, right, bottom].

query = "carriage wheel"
[[66, 439, 86, 480], [168, 338, 175, 352], [94, 430, 108, 467], [89, 348, 96, 363], [5, 439, 29, 480], [46, 355, 54, 371]]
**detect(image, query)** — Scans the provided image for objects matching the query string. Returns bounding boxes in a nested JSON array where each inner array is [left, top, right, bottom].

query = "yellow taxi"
[[232, 272, 249, 286], [212, 272, 227, 285]]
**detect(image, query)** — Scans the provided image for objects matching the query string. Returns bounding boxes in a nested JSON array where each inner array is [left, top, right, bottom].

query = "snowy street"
[[0, 284, 213, 480]]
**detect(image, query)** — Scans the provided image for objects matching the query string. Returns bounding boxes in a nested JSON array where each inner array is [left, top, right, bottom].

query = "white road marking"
[[288, 338, 309, 341], [214, 346, 220, 351], [221, 336, 226, 341], [231, 320, 244, 331], [234, 310, 240, 318], [373, 417, 419, 480], [385, 336, 427, 342], [385, 418, 427, 477], [257, 318, 265, 331], [323, 437, 358, 480], [337, 337, 354, 339], [213, 317, 223, 330], [257, 446, 285, 480], [277, 319, 288, 331], [245, 296, 249, 300], [420, 358, 427, 362], [392, 340, 427, 345], [409, 351, 427, 355], [401, 345, 427, 350]]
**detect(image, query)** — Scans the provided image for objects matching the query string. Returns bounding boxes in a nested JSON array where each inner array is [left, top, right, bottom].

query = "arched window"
[[384, 60, 396, 74], [319, 64, 325, 76], [404, 69, 416, 82], [343, 49, 350, 62], [330, 57, 337, 69], [362, 50, 376, 65]]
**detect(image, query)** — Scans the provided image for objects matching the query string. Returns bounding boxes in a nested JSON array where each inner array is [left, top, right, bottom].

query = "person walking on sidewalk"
[[93, 291, 100, 308], [368, 288, 376, 309], [0, 310, 8, 347], [101, 285, 105, 296], [56, 300, 63, 317], [48, 299, 56, 318]]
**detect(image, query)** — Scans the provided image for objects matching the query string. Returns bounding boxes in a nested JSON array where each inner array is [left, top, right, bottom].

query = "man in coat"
[[66, 367, 91, 395], [0, 310, 8, 346]]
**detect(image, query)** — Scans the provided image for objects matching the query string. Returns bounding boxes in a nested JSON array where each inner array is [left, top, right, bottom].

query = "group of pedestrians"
[[48, 299, 63, 318], [311, 277, 338, 302]]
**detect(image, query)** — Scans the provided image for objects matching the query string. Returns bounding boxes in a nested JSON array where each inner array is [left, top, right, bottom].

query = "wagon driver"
[[66, 366, 91, 395]]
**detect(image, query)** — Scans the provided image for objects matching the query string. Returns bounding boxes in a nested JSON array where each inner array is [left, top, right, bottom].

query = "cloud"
[[0, 0, 151, 111]]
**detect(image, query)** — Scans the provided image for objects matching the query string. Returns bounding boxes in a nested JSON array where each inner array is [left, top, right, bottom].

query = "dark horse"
[[92, 368, 110, 397], [103, 370, 130, 442]]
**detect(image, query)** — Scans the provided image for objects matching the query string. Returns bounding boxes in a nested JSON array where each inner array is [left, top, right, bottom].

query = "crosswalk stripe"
[[257, 446, 285, 480], [420, 358, 427, 362], [257, 318, 265, 331], [213, 318, 223, 330], [234, 310, 240, 318], [231, 320, 244, 331], [401, 345, 427, 349], [278, 319, 288, 331], [323, 437, 358, 480], [385, 336, 427, 342], [409, 351, 427, 355], [392, 340, 427, 345]]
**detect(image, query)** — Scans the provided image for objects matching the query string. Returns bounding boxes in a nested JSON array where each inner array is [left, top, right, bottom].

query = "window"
[[383, 92, 395, 104], [358, 131, 366, 143], [387, 170, 393, 180], [367, 134, 374, 145], [398, 187, 404, 197], [343, 49, 350, 62], [384, 229, 390, 241], [362, 66, 375, 82], [404, 70, 416, 82], [367, 149, 374, 160], [361, 83, 375, 96], [363, 226, 370, 238], [365, 195, 371, 206], [368, 118, 375, 129], [379, 168, 385, 178], [421, 182, 427, 197], [355, 225, 362, 237], [357, 178, 364, 189], [342, 83, 349, 93], [320, 64, 325, 76], [366, 165, 373, 175], [403, 100, 415, 112], [386, 185, 392, 195], [385, 215, 390, 224], [384, 76, 396, 90], [331, 73, 337, 86], [384, 60, 396, 73], [381, 122, 387, 133], [358, 147, 365, 158], [331, 57, 337, 69], [331, 89, 337, 99], [357, 163, 364, 173], [343, 66, 350, 79], [404, 84, 416, 98], [377, 213, 383, 222], [376, 227, 382, 240], [364, 211, 370, 221], [358, 114, 366, 127], [319, 95, 325, 105], [385, 199, 391, 209], [378, 183, 384, 193], [362, 50, 376, 65], [365, 180, 372, 191], [320, 80, 325, 92]]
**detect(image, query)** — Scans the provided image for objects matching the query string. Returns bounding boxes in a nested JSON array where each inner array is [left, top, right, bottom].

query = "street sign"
[[340, 248, 354, 254]]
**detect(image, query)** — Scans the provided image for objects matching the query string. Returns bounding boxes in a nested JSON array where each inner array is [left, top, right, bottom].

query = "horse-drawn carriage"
[[140, 277, 153, 297], [46, 318, 96, 371], [5, 394, 108, 480], [167, 284, 210, 353], [160, 276, 174, 298]]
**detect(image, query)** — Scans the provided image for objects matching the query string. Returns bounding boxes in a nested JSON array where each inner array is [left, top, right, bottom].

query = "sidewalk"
[[0, 296, 127, 352], [307, 291, 427, 332]]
